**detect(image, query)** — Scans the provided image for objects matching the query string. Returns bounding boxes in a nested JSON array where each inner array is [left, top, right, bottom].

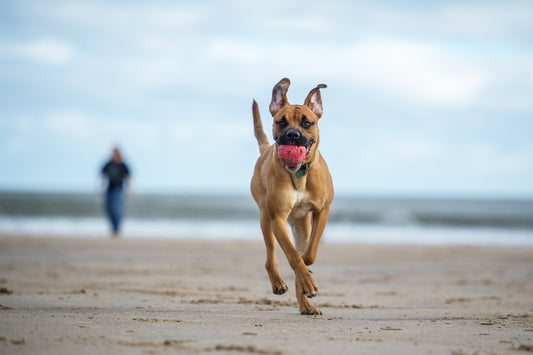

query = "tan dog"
[[251, 78, 334, 315]]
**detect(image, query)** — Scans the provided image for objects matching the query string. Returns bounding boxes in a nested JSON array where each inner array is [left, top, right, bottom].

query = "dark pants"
[[105, 187, 124, 234]]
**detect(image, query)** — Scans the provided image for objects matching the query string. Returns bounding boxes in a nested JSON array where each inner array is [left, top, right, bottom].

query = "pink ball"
[[277, 145, 307, 167]]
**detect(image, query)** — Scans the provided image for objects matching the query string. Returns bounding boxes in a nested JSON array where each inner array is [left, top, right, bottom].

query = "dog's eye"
[[301, 119, 314, 129], [276, 117, 287, 128]]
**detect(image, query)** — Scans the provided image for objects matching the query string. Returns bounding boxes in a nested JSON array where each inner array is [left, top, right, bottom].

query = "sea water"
[[1, 191, 532, 246]]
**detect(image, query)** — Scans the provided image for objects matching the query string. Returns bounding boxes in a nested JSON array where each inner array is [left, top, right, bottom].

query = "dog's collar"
[[295, 161, 312, 178]]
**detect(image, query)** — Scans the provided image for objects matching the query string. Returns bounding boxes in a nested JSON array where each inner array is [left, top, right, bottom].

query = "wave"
[[1, 215, 533, 247], [1, 192, 533, 231]]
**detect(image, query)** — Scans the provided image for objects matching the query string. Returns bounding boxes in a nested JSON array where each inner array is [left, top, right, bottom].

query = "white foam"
[[0, 216, 532, 247]]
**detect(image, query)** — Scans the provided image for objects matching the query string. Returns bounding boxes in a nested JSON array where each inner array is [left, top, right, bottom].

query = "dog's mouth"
[[277, 142, 314, 172]]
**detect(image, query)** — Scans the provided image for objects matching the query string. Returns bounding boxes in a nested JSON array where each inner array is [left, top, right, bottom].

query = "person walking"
[[101, 147, 131, 236]]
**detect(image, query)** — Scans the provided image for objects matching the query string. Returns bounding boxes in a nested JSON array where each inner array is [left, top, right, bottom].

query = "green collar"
[[295, 161, 312, 178]]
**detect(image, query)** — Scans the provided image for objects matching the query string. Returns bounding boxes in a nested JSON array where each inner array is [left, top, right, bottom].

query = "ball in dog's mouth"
[[277, 144, 308, 169]]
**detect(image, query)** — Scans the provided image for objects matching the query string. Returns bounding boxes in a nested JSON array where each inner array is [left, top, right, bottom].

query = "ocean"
[[1, 191, 533, 246]]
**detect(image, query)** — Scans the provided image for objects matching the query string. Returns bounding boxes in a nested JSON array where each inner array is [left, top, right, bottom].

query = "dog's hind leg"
[[260, 211, 288, 295]]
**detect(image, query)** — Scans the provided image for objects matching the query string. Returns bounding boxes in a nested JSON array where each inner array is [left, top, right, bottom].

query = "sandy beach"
[[0, 236, 532, 354]]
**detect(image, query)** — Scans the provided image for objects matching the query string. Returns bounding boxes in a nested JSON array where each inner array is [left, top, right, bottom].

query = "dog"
[[250, 78, 334, 315]]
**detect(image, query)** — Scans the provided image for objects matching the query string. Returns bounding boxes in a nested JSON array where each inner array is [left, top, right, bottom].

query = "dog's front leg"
[[301, 206, 330, 266], [270, 216, 318, 298], [260, 211, 288, 295], [296, 280, 322, 315]]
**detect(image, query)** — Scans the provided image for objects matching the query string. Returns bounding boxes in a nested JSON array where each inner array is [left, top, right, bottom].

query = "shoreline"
[[1, 236, 532, 354], [1, 218, 533, 248]]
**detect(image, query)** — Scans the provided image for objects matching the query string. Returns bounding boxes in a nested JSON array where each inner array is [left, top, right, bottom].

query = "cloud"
[[169, 120, 250, 144], [2, 38, 75, 65], [8, 2, 523, 109], [357, 135, 444, 169], [441, 3, 533, 41], [42, 111, 163, 147], [9, 109, 252, 157], [2, 0, 532, 195], [206, 37, 489, 106], [49, 2, 206, 31], [251, 13, 332, 35], [344, 39, 491, 106], [467, 143, 533, 175]]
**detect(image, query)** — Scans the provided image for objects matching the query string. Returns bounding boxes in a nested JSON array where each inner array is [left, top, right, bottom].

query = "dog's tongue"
[[277, 145, 307, 167]]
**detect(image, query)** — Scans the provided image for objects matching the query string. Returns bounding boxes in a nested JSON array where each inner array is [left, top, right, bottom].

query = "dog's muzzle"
[[275, 129, 315, 172], [276, 128, 310, 147]]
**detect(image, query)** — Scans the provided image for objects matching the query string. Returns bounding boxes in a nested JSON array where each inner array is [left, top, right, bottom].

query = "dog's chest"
[[290, 191, 313, 218]]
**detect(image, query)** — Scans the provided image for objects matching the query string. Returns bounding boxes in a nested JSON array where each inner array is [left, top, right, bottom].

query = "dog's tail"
[[252, 100, 270, 154]]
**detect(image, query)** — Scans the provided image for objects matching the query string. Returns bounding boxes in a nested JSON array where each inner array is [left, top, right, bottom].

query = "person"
[[101, 147, 131, 236]]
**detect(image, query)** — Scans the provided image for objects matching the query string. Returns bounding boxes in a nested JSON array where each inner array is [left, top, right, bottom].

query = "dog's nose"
[[285, 129, 301, 140]]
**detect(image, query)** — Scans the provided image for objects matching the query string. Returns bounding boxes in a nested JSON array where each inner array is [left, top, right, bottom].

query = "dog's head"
[[269, 78, 326, 171]]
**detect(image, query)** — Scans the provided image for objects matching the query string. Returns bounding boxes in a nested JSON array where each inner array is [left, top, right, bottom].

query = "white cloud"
[[2, 0, 533, 195], [169, 120, 250, 146], [42, 111, 161, 148], [253, 14, 332, 35], [45, 111, 93, 138], [3, 38, 75, 65], [441, 3, 533, 40], [49, 2, 207, 33], [357, 135, 443, 168], [467, 144, 533, 175], [206, 37, 489, 106], [10, 2, 521, 109], [343, 39, 489, 106]]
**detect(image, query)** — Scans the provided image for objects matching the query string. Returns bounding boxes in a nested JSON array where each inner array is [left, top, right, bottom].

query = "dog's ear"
[[304, 84, 327, 118], [269, 78, 291, 116]]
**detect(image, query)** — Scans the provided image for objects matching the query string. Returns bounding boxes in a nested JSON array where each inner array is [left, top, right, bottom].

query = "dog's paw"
[[300, 288, 318, 298], [273, 285, 288, 295], [300, 307, 322, 316], [296, 269, 318, 298]]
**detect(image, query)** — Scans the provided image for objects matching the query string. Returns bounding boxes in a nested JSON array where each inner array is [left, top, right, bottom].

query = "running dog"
[[250, 78, 334, 315]]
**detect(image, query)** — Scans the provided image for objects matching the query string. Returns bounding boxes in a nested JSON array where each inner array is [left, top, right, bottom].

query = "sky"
[[1, 0, 532, 197]]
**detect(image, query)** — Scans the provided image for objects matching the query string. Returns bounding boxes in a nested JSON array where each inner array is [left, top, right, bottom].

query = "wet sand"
[[0, 236, 532, 354]]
